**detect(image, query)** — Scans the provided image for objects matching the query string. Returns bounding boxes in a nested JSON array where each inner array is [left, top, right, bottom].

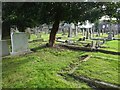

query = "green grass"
[[73, 52, 119, 85], [114, 34, 120, 38], [2, 47, 91, 88], [2, 32, 119, 88], [101, 40, 119, 52], [29, 34, 38, 41]]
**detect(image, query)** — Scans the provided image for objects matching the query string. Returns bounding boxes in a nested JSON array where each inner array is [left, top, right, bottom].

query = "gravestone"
[[86, 29, 89, 39], [102, 39, 106, 44], [25, 27, 31, 39], [0, 40, 10, 57], [35, 27, 41, 39], [92, 26, 95, 37], [68, 27, 72, 37], [82, 29, 85, 36], [11, 32, 30, 55], [0, 28, 1, 40], [0, 29, 10, 57], [66, 40, 74, 45], [62, 28, 65, 35], [91, 41, 95, 49], [108, 32, 113, 40], [115, 24, 118, 35], [89, 28, 92, 39]]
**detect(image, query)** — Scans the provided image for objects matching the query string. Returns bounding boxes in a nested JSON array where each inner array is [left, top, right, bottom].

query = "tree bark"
[[47, 4, 62, 47], [47, 19, 60, 47], [2, 21, 11, 39]]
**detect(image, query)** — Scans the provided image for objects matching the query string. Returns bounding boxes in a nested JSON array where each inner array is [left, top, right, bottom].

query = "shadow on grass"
[[2, 44, 48, 73], [59, 44, 120, 55], [31, 44, 47, 52], [2, 57, 33, 73]]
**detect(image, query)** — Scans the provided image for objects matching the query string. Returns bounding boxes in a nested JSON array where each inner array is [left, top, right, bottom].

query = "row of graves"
[[78, 20, 119, 40], [0, 24, 53, 57], [56, 20, 119, 50], [57, 20, 119, 41], [0, 23, 76, 57], [1, 20, 119, 57]]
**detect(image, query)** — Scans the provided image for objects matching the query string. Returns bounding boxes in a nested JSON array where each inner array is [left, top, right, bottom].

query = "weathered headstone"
[[11, 32, 30, 55], [91, 41, 96, 50], [0, 40, 10, 57], [0, 27, 1, 40], [89, 28, 92, 39], [108, 32, 113, 40], [66, 40, 74, 45], [82, 29, 85, 36], [102, 39, 106, 44], [92, 26, 95, 37], [25, 27, 31, 39], [0, 28, 10, 57]]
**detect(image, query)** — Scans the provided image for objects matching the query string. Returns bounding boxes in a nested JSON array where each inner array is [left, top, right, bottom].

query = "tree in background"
[[3, 2, 119, 46]]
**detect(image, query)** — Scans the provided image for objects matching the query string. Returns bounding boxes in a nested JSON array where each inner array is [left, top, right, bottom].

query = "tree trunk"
[[2, 21, 11, 39], [47, 19, 60, 47]]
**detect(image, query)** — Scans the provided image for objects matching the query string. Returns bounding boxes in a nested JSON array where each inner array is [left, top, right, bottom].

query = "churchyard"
[[1, 2, 120, 90], [2, 28, 120, 89]]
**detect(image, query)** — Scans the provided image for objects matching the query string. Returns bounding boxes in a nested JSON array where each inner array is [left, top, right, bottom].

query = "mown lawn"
[[2, 33, 119, 88], [2, 47, 91, 88], [101, 40, 119, 52], [73, 52, 119, 85]]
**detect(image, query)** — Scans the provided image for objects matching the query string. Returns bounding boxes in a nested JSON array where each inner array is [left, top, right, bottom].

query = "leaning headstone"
[[11, 32, 30, 55]]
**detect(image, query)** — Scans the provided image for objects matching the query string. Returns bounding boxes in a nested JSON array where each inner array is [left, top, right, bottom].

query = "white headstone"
[[11, 32, 30, 55], [71, 23, 75, 29], [25, 28, 31, 39]]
